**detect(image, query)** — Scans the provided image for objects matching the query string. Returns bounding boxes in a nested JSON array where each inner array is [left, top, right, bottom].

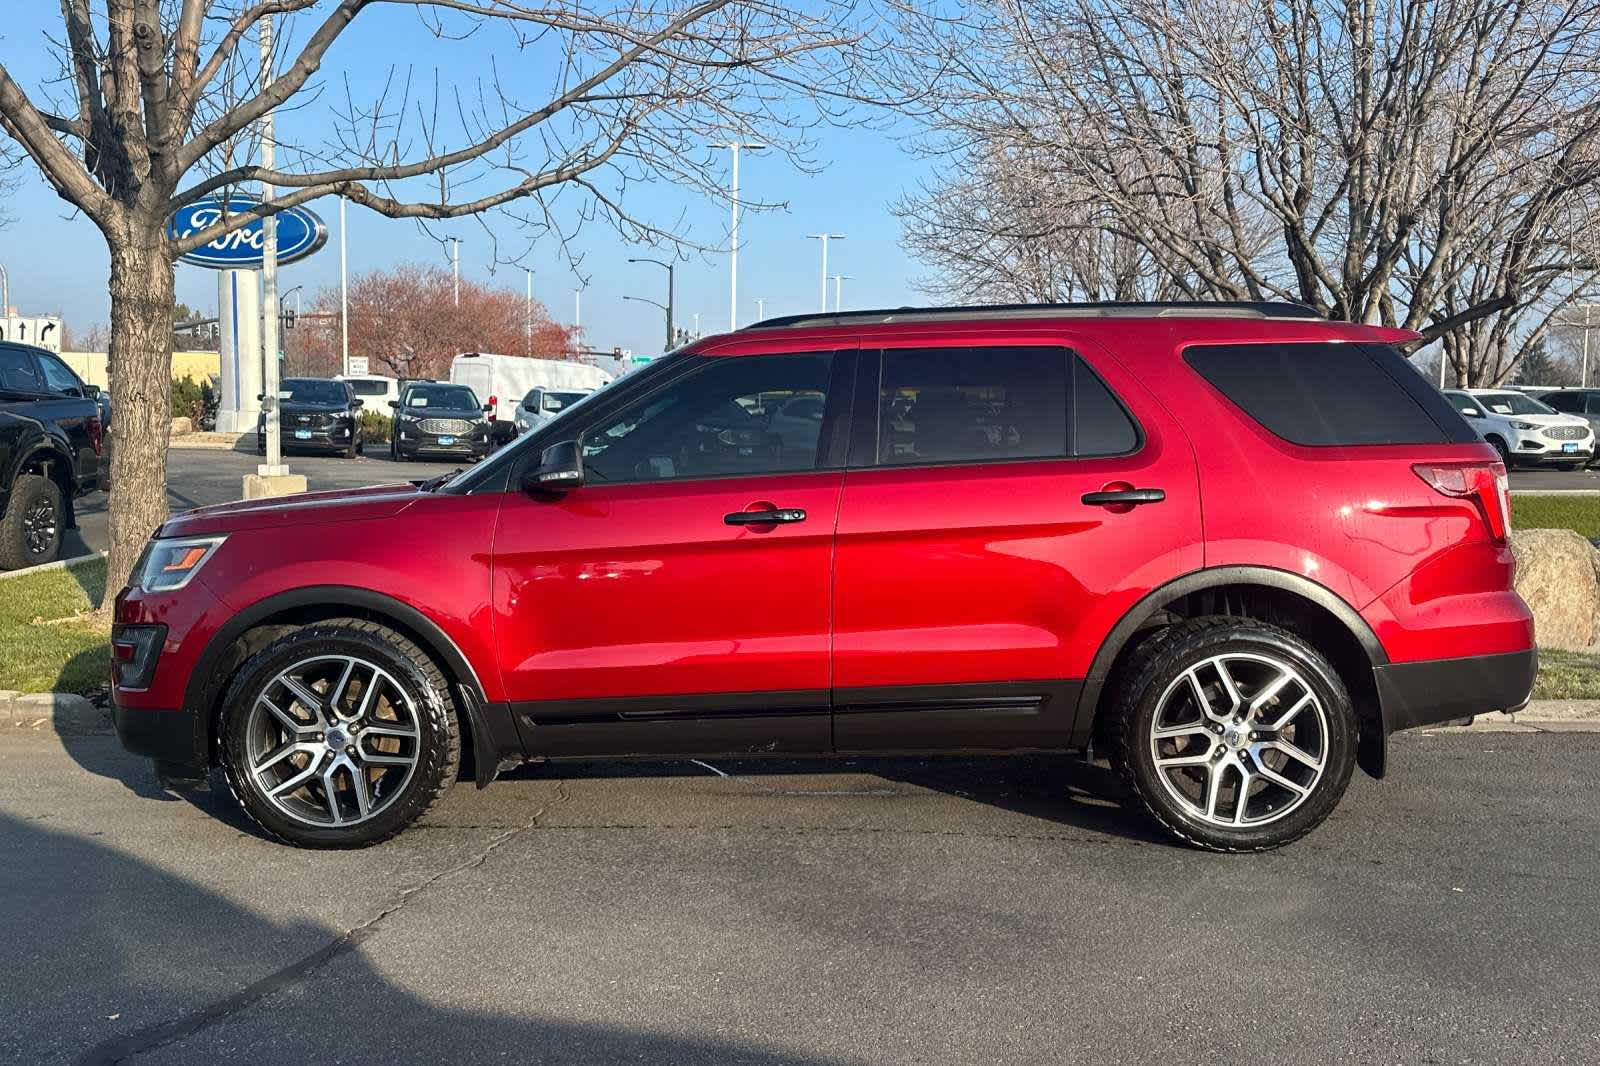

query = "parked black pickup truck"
[[0, 342, 104, 569]]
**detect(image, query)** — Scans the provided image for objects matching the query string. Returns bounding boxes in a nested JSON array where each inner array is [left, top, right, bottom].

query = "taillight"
[[1413, 461, 1510, 540], [87, 414, 103, 456], [488, 395, 498, 415]]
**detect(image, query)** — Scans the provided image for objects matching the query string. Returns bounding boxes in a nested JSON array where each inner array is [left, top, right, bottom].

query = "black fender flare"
[[11, 439, 80, 526], [183, 585, 517, 786], [1073, 565, 1390, 776]]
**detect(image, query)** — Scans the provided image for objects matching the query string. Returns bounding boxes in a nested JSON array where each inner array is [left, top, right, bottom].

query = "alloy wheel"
[[23, 499, 57, 558], [1147, 652, 1329, 829], [244, 655, 422, 828]]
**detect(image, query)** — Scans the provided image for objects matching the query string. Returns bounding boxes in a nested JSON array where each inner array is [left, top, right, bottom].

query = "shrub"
[[171, 373, 206, 424], [360, 410, 393, 443]]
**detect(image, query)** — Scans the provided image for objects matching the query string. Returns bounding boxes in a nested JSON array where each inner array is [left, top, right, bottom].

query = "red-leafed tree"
[[296, 264, 577, 380]]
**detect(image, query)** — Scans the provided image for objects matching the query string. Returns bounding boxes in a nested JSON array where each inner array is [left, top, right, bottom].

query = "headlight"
[[1512, 421, 1539, 431], [398, 411, 419, 421], [132, 536, 226, 591]]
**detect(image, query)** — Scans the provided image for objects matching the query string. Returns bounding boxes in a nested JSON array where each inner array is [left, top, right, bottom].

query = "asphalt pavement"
[[1, 728, 1595, 1064]]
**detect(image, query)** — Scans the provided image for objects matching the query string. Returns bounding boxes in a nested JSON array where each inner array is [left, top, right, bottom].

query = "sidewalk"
[[169, 430, 246, 450]]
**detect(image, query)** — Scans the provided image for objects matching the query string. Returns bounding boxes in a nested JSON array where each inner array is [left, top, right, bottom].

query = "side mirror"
[[524, 440, 583, 493], [483, 403, 495, 413], [351, 397, 365, 409], [387, 400, 399, 409], [83, 383, 100, 398], [1464, 409, 1483, 418], [522, 400, 538, 412]]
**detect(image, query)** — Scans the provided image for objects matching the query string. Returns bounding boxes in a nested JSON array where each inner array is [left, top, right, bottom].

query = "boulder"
[[1511, 528, 1600, 650], [170, 416, 194, 436]]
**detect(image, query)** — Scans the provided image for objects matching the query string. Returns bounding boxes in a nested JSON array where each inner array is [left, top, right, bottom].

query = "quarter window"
[[582, 352, 832, 482], [37, 353, 84, 396]]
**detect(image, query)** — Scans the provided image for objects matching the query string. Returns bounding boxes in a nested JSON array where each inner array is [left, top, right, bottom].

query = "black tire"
[[0, 474, 64, 570], [219, 618, 460, 848], [1554, 461, 1583, 471], [1484, 435, 1512, 467], [1105, 617, 1358, 852]]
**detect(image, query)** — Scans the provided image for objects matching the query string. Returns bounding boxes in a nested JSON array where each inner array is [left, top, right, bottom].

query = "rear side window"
[[0, 347, 43, 392], [1184, 342, 1467, 446]]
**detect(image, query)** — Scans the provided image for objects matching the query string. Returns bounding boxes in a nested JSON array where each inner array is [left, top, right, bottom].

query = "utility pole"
[[832, 274, 851, 312], [339, 196, 349, 377], [711, 143, 764, 330], [525, 268, 534, 356], [258, 14, 285, 479], [755, 297, 766, 322], [0, 263, 9, 318], [448, 238, 462, 307], [628, 257, 675, 349], [1585, 304, 1592, 388], [807, 234, 844, 312], [574, 287, 583, 332]]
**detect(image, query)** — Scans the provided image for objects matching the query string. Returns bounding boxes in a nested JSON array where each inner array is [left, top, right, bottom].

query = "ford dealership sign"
[[169, 197, 328, 269]]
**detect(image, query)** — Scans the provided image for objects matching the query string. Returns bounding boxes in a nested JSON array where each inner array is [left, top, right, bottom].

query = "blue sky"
[[0, 5, 933, 356]]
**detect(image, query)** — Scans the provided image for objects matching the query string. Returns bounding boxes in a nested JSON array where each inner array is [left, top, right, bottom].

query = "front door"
[[831, 338, 1203, 752], [491, 349, 851, 757]]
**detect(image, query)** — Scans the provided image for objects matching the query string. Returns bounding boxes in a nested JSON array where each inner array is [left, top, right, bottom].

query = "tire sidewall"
[[220, 624, 457, 848], [1121, 625, 1358, 851], [3, 476, 63, 568]]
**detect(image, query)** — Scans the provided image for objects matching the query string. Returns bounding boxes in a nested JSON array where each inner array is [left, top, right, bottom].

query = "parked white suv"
[[1443, 388, 1595, 469]]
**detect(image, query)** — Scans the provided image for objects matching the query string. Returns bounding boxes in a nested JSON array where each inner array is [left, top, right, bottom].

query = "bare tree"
[[0, 0, 876, 592], [890, 0, 1600, 381]]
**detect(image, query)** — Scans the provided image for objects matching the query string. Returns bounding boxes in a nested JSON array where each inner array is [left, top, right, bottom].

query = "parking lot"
[[3, 727, 1596, 1064]]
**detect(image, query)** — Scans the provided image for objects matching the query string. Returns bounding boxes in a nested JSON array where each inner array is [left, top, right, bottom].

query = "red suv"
[[112, 303, 1535, 850]]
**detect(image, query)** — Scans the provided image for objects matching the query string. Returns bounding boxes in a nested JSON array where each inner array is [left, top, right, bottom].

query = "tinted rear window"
[[1184, 342, 1466, 446]]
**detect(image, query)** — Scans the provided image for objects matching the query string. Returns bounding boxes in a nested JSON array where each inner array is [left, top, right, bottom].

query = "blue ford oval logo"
[[168, 196, 329, 269]]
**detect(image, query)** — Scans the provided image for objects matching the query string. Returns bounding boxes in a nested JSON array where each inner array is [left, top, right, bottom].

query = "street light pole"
[[258, 15, 285, 478], [755, 297, 766, 322], [711, 143, 765, 330], [807, 234, 844, 312], [448, 238, 462, 307], [628, 257, 675, 349], [525, 268, 534, 356], [832, 274, 851, 312], [339, 196, 349, 377]]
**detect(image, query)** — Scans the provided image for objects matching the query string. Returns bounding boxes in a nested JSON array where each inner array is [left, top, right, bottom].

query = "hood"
[[1506, 412, 1588, 428], [160, 483, 423, 537], [400, 405, 484, 419]]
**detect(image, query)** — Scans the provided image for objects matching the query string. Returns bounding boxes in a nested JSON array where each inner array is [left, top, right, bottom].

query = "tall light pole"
[[0, 263, 10, 318], [574, 286, 583, 333], [525, 268, 534, 356], [448, 238, 462, 307], [628, 257, 675, 349], [831, 274, 851, 312], [339, 196, 349, 377], [754, 297, 766, 322], [258, 14, 285, 478], [807, 234, 844, 312], [710, 142, 764, 330]]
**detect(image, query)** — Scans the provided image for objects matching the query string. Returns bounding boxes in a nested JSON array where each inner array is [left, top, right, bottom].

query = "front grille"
[[418, 418, 473, 435], [290, 413, 334, 429], [1544, 425, 1588, 441]]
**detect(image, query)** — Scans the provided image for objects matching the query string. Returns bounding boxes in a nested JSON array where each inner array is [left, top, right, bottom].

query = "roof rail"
[[744, 300, 1323, 331]]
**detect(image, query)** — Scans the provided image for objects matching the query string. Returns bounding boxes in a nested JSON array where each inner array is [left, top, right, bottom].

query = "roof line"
[[744, 300, 1324, 331]]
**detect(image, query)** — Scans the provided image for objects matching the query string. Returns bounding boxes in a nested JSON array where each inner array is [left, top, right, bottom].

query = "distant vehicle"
[[388, 381, 492, 462], [1443, 388, 1594, 469], [0, 341, 104, 569], [512, 387, 593, 436], [1535, 388, 1600, 466], [336, 373, 401, 412], [257, 378, 365, 458], [450, 353, 613, 442]]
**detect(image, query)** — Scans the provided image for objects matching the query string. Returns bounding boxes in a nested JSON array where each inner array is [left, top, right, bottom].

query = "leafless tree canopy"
[[0, 0, 885, 592], [891, 0, 1600, 384]]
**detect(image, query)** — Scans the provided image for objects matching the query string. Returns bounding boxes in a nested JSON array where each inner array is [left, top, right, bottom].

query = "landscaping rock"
[[1511, 528, 1600, 650], [170, 416, 194, 436]]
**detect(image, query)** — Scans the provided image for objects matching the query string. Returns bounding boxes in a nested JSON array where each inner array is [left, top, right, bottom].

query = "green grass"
[[0, 555, 110, 695], [1531, 649, 1600, 700], [1512, 495, 1600, 538]]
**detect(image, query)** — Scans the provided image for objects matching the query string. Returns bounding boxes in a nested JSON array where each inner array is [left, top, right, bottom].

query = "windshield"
[[282, 380, 348, 404], [405, 384, 480, 409], [1476, 391, 1555, 416]]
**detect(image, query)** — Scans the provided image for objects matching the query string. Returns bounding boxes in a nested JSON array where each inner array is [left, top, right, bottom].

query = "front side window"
[[1445, 392, 1484, 417], [543, 390, 586, 413], [37, 353, 84, 396], [0, 347, 44, 392], [877, 347, 1069, 465], [582, 352, 831, 482]]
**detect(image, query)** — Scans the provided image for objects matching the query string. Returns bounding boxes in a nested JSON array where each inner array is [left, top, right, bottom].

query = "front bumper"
[[113, 703, 204, 770], [1374, 648, 1537, 733], [396, 427, 491, 457], [257, 425, 356, 452], [1510, 429, 1594, 462]]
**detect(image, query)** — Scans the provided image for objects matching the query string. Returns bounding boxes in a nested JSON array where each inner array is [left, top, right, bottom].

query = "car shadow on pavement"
[[0, 813, 862, 1066]]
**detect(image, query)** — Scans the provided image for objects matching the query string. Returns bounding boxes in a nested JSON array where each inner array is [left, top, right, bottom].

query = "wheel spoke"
[[1232, 765, 1253, 825], [357, 749, 413, 767], [260, 696, 317, 737], [281, 676, 326, 719], [1212, 658, 1243, 715], [1203, 761, 1225, 820], [349, 666, 382, 723], [329, 659, 358, 719], [360, 721, 418, 740], [350, 766, 373, 818], [1251, 757, 1310, 797], [253, 740, 308, 775], [268, 753, 324, 798], [1262, 738, 1323, 771], [1155, 750, 1214, 770], [1152, 721, 1210, 741], [1247, 669, 1294, 717], [1264, 692, 1315, 731], [321, 759, 345, 825]]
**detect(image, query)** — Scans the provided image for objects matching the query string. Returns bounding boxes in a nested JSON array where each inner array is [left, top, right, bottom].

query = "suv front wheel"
[[1108, 618, 1358, 851], [219, 619, 460, 848]]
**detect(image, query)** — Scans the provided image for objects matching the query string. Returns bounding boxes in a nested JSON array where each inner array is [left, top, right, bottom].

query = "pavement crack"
[[75, 782, 570, 1066]]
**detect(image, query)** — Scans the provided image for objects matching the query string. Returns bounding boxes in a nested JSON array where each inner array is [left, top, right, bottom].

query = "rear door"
[[831, 337, 1202, 752], [31, 350, 100, 487]]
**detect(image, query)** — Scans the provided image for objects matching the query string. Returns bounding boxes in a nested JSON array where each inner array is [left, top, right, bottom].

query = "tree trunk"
[[102, 223, 175, 604]]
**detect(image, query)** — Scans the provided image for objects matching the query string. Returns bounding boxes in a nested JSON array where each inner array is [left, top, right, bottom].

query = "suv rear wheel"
[[219, 619, 459, 848], [1107, 618, 1357, 851], [0, 474, 64, 570]]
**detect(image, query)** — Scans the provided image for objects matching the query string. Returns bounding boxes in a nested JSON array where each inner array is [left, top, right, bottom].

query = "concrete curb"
[[0, 692, 110, 734], [0, 551, 106, 582], [1428, 699, 1600, 733]]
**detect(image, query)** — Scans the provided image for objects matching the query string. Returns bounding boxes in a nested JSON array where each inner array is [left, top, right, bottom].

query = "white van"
[[449, 353, 613, 433], [335, 373, 401, 411]]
